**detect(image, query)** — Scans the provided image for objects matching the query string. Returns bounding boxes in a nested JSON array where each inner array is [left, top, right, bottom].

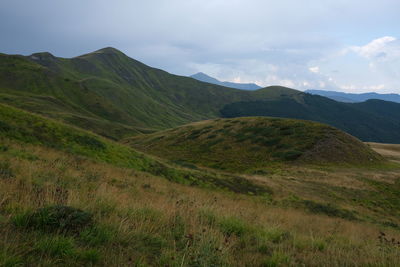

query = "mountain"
[[2, 47, 400, 143], [220, 94, 400, 143], [126, 117, 383, 173], [191, 72, 262, 90], [306, 89, 400, 103]]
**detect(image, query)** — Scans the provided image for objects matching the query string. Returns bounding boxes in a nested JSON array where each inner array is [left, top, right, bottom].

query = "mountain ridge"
[[1, 47, 400, 143], [191, 72, 262, 90], [306, 89, 400, 103]]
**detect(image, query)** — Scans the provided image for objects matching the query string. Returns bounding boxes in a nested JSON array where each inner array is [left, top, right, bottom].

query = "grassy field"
[[1, 104, 400, 266], [127, 117, 384, 173], [1, 139, 400, 266]]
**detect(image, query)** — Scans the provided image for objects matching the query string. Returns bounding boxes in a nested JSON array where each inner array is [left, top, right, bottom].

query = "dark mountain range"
[[306, 89, 400, 103], [191, 72, 262, 90]]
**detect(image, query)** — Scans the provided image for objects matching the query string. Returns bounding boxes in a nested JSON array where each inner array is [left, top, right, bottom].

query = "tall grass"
[[1, 139, 399, 266]]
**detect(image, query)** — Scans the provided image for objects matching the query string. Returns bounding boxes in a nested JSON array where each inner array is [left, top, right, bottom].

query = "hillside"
[[191, 72, 262, 90], [220, 94, 400, 143], [0, 104, 268, 194], [2, 106, 400, 266], [127, 117, 384, 173], [1, 48, 400, 142]]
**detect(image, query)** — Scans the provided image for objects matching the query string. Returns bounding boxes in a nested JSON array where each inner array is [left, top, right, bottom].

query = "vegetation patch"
[[13, 205, 93, 233]]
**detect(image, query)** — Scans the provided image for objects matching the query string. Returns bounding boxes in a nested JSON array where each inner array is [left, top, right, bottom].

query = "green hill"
[[2, 47, 400, 142], [0, 104, 268, 194], [127, 117, 384, 173], [220, 94, 400, 143]]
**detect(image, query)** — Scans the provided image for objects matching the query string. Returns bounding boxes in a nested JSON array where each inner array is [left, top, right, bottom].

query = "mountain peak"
[[95, 47, 123, 54]]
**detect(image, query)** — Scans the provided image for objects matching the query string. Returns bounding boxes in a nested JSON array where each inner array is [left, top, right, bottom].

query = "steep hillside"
[[220, 94, 400, 143], [1, 48, 400, 142], [0, 48, 258, 139], [127, 117, 384, 173]]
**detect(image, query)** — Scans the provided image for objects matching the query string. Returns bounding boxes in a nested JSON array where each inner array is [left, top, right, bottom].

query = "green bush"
[[13, 205, 93, 233], [218, 216, 250, 237]]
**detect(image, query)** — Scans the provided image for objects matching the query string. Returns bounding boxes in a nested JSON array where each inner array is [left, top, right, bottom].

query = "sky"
[[1, 0, 400, 93]]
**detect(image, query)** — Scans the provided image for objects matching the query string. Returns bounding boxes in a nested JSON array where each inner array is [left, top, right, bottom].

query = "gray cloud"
[[1, 0, 400, 92]]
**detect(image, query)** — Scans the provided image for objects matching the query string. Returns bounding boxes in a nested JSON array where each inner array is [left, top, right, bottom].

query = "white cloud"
[[350, 36, 399, 60], [309, 66, 320, 73]]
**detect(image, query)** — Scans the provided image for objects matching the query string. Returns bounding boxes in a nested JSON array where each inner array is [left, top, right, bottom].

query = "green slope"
[[0, 104, 268, 195], [1, 47, 400, 143], [220, 94, 400, 143], [126, 117, 384, 173]]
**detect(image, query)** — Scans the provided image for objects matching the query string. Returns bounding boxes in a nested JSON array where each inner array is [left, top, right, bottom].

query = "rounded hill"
[[126, 117, 384, 172]]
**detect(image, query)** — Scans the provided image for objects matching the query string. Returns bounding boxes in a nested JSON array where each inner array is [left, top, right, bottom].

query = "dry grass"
[[368, 142, 400, 163], [1, 139, 400, 266]]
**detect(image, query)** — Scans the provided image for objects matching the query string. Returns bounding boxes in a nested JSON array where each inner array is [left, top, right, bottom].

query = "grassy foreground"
[[1, 140, 400, 266]]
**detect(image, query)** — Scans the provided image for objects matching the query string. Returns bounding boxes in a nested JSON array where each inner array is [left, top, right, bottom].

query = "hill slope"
[[0, 104, 268, 194], [1, 48, 400, 142], [191, 72, 262, 90], [127, 117, 384, 173], [220, 94, 400, 143]]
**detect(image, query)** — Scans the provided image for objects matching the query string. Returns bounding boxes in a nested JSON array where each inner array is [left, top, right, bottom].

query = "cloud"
[[350, 36, 399, 60], [309, 66, 320, 73], [1, 1, 400, 93]]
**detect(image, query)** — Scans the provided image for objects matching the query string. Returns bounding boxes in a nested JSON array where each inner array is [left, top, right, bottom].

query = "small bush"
[[74, 135, 106, 150], [219, 216, 250, 237], [13, 205, 93, 233]]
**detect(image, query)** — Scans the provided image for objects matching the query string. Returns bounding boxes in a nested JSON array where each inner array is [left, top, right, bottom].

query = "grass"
[[127, 117, 385, 173], [0, 104, 269, 195], [1, 139, 399, 266]]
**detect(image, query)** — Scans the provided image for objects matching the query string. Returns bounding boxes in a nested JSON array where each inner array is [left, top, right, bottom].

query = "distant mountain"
[[306, 89, 400, 103], [191, 72, 262, 90], [2, 47, 400, 143]]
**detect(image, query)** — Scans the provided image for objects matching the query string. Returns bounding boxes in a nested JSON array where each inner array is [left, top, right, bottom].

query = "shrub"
[[13, 205, 93, 233], [218, 216, 250, 237], [74, 135, 106, 150]]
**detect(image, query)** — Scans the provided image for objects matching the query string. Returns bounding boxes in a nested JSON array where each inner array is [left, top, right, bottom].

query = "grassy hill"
[[2, 48, 400, 143], [127, 117, 384, 173], [1, 108, 400, 265], [0, 104, 269, 195]]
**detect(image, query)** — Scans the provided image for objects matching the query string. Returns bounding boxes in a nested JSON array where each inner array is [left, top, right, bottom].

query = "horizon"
[[1, 0, 399, 93]]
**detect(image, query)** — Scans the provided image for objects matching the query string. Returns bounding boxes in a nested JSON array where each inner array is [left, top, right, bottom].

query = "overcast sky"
[[1, 0, 400, 93]]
